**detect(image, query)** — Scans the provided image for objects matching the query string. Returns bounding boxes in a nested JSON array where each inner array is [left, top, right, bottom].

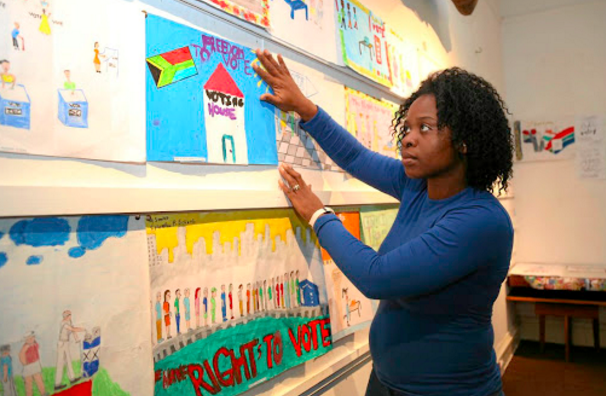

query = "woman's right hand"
[[253, 49, 318, 122]]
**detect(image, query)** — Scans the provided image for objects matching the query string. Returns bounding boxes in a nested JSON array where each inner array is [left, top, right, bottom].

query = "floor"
[[502, 341, 606, 396]]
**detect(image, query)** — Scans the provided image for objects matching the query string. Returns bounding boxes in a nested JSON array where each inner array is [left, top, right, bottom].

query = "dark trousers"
[[365, 368, 505, 396]]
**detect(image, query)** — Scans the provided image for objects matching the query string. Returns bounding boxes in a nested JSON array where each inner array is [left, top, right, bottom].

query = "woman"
[[253, 50, 513, 396], [39, 9, 51, 36], [163, 290, 172, 340]]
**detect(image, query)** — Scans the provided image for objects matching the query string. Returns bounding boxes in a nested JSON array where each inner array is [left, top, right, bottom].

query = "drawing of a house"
[[203, 63, 248, 165], [300, 280, 320, 307]]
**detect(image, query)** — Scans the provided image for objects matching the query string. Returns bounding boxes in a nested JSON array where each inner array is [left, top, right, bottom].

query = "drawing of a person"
[[342, 288, 351, 326], [284, 272, 290, 309], [220, 285, 227, 322], [278, 276, 283, 308], [203, 287, 208, 326], [1, 344, 17, 396], [1, 60, 16, 90], [39, 9, 51, 36], [268, 278, 274, 309], [353, 8, 358, 29], [347, 3, 352, 29], [63, 69, 76, 95], [93, 42, 102, 73], [229, 284, 234, 319], [296, 270, 302, 306], [155, 292, 163, 343], [254, 281, 259, 312], [174, 289, 181, 334], [238, 284, 243, 317], [263, 280, 268, 311], [339, 0, 346, 29], [184, 288, 191, 331], [246, 283, 251, 314], [210, 288, 217, 324], [163, 290, 172, 339], [54, 311, 85, 391], [11, 23, 22, 51], [195, 287, 201, 328], [259, 281, 264, 312], [290, 271, 296, 308]]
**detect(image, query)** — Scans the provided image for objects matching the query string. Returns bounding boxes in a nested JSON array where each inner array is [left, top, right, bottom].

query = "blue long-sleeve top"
[[300, 107, 513, 396]]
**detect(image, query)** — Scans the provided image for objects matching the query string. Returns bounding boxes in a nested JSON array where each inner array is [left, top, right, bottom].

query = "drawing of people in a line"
[[195, 287, 201, 328], [93, 42, 103, 73], [39, 9, 51, 36], [155, 292, 163, 343], [284, 273, 290, 309], [54, 311, 86, 391], [246, 283, 251, 314], [174, 289, 181, 334], [220, 285, 227, 322], [1, 60, 16, 90], [1, 344, 17, 396], [210, 287, 217, 324], [11, 23, 23, 51], [296, 270, 302, 306], [203, 287, 208, 326], [163, 290, 172, 340], [238, 284, 243, 317], [229, 284, 234, 319], [342, 288, 351, 326], [184, 288, 191, 332]]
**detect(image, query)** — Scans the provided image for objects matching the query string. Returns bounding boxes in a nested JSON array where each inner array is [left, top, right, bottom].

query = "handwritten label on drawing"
[[147, 215, 196, 230], [155, 317, 331, 395], [192, 35, 254, 75], [205, 90, 243, 120]]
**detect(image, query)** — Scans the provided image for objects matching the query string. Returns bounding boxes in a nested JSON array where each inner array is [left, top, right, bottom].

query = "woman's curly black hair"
[[393, 67, 513, 194]]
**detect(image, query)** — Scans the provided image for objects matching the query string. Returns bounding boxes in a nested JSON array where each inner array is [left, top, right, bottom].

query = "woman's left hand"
[[278, 164, 325, 223]]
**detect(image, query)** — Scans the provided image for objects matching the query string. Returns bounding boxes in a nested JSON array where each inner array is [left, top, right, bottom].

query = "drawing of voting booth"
[[82, 327, 101, 378], [58, 89, 89, 128], [102, 47, 119, 77], [0, 84, 31, 129]]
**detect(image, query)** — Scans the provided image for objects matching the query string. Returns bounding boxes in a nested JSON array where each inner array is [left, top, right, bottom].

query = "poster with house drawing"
[[321, 211, 375, 341], [335, 0, 392, 87], [0, 215, 153, 396], [146, 14, 277, 165], [146, 210, 331, 396], [275, 57, 345, 171], [514, 118, 576, 162], [270, 0, 339, 63], [344, 87, 399, 159], [0, 0, 145, 162]]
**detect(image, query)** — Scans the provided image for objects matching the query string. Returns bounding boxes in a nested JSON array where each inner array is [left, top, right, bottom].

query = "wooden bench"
[[507, 291, 603, 362]]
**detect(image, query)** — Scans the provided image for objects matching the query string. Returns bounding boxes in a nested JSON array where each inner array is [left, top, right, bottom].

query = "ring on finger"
[[292, 184, 301, 192]]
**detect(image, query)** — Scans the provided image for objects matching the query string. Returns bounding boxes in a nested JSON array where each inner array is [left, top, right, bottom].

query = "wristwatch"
[[309, 207, 335, 228]]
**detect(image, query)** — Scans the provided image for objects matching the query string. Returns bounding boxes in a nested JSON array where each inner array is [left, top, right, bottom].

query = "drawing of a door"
[[203, 63, 248, 164]]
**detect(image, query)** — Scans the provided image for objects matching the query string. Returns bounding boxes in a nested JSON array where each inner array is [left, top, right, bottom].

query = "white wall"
[[502, 0, 606, 345]]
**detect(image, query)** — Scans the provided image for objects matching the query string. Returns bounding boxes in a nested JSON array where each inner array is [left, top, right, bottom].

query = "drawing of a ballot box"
[[58, 89, 89, 128], [0, 84, 31, 129], [82, 326, 101, 378]]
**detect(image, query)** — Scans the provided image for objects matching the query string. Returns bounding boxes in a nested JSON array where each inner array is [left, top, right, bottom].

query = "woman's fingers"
[[260, 93, 280, 106], [277, 54, 291, 77], [255, 49, 279, 77], [252, 63, 274, 85], [283, 164, 304, 185], [278, 165, 299, 190], [264, 50, 282, 74]]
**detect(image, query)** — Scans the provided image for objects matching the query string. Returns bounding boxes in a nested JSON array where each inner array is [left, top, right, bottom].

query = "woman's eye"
[[402, 125, 410, 134], [421, 124, 432, 132]]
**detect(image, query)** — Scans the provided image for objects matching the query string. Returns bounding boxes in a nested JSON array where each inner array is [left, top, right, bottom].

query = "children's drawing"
[[0, 215, 153, 396], [359, 206, 398, 251], [275, 57, 346, 171], [146, 14, 277, 165], [270, 0, 338, 62], [386, 29, 419, 98], [321, 211, 374, 341], [336, 0, 392, 87], [515, 118, 576, 162], [344, 87, 399, 158], [146, 210, 331, 396], [201, 0, 270, 28], [575, 115, 606, 179], [12, 23, 24, 51], [0, 0, 146, 162]]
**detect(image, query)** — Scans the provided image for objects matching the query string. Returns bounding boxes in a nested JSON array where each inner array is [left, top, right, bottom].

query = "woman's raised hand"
[[253, 49, 318, 122]]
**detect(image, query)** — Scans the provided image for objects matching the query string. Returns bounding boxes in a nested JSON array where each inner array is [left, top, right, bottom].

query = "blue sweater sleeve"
[[314, 205, 513, 300], [299, 107, 407, 200]]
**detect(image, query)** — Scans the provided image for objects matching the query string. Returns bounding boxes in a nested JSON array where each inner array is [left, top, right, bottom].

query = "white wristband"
[[309, 207, 335, 228]]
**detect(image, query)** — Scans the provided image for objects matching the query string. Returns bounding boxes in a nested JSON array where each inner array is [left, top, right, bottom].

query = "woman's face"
[[399, 94, 462, 180]]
